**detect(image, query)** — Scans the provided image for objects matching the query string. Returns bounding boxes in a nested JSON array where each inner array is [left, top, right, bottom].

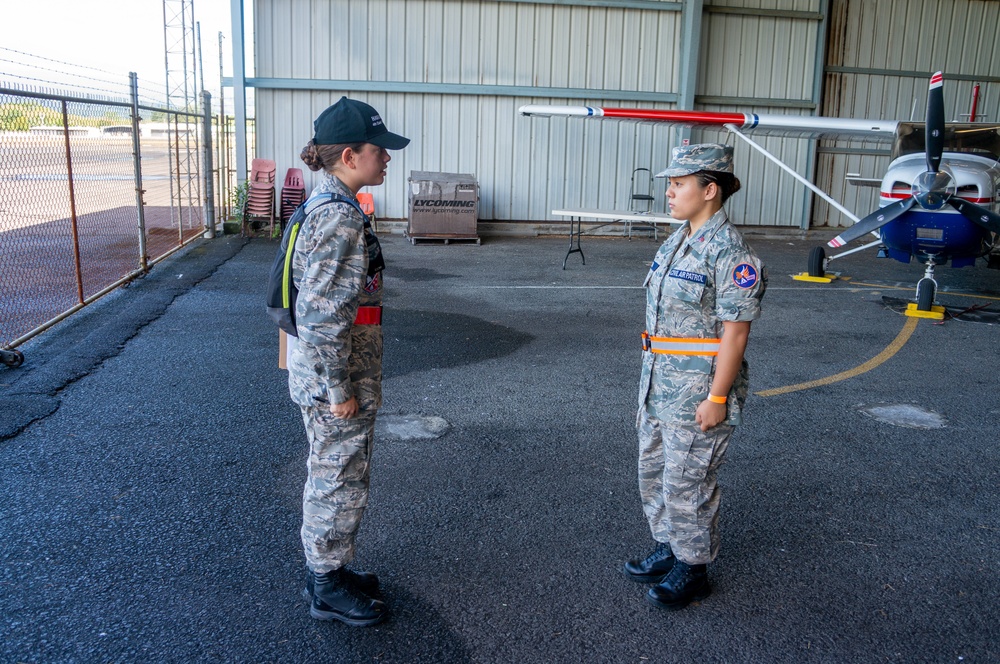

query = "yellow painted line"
[[756, 316, 919, 397], [849, 281, 1000, 303], [834, 281, 911, 292]]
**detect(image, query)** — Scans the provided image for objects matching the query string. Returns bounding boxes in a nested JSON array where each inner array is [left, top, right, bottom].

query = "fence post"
[[201, 90, 216, 238], [129, 73, 148, 272], [61, 100, 85, 304]]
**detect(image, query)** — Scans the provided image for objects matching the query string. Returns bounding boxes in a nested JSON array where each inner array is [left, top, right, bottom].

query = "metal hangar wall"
[[816, 0, 1000, 229], [244, 0, 1000, 229]]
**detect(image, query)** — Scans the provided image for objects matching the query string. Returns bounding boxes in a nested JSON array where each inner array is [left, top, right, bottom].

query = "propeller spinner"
[[828, 71, 1000, 249]]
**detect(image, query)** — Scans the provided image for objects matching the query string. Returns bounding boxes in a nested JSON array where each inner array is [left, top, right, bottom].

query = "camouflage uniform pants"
[[300, 405, 376, 573], [636, 402, 733, 565]]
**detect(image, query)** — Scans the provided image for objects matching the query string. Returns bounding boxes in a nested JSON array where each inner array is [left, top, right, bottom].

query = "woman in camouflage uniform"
[[623, 143, 766, 610], [288, 97, 408, 626]]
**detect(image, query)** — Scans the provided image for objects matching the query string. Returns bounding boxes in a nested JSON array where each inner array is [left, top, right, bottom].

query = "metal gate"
[[0, 76, 213, 354]]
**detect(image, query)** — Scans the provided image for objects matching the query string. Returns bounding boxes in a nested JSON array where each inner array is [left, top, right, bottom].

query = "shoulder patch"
[[732, 263, 758, 289]]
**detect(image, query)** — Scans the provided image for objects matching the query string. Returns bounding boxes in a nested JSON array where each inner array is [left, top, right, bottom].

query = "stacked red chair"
[[242, 158, 277, 235], [356, 191, 376, 232], [280, 168, 307, 231]]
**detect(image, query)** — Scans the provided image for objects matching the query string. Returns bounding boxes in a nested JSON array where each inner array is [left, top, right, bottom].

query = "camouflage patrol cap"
[[655, 143, 734, 178]]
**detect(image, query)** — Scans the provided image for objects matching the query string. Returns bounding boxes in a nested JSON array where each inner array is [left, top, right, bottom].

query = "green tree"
[[0, 103, 31, 131]]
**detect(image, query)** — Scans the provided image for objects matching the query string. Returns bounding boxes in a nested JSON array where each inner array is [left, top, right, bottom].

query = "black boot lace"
[[644, 542, 673, 566]]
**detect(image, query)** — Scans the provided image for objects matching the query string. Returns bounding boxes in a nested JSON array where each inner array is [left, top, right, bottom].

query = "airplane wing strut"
[[724, 124, 862, 228]]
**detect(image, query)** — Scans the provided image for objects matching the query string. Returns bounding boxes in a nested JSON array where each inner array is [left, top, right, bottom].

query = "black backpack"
[[266, 193, 369, 337]]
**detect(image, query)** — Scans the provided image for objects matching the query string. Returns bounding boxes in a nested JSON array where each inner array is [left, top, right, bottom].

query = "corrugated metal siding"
[[253, 0, 841, 227], [818, 0, 1000, 228], [697, 1, 823, 225], [254, 0, 683, 221], [253, 0, 1000, 228]]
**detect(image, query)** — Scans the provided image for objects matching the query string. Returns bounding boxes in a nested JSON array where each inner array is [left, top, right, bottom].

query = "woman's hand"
[[694, 320, 751, 432], [331, 396, 359, 419], [695, 399, 727, 432]]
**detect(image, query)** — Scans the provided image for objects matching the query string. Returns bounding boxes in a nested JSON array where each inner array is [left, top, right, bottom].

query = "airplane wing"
[[518, 105, 899, 141]]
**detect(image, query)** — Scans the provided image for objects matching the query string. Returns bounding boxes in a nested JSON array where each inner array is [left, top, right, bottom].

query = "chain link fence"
[[214, 113, 255, 223], [0, 79, 214, 353]]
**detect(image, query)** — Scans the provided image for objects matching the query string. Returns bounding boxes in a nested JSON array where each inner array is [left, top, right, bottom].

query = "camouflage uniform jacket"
[[287, 174, 383, 413], [638, 208, 766, 425]]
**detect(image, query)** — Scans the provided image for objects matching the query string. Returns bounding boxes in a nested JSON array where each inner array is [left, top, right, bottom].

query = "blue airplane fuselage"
[[877, 152, 1000, 267]]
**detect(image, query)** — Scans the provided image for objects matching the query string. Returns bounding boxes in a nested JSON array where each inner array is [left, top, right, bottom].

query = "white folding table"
[[551, 208, 681, 269]]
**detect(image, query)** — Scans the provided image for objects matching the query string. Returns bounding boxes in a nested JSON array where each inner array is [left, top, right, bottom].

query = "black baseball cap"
[[313, 96, 410, 149]]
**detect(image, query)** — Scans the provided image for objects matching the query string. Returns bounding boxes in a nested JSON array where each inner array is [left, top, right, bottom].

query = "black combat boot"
[[623, 542, 676, 583], [310, 568, 388, 626], [303, 566, 379, 600], [646, 559, 710, 610]]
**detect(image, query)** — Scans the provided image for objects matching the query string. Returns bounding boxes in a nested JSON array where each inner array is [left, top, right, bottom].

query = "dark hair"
[[693, 171, 742, 203], [299, 140, 365, 172]]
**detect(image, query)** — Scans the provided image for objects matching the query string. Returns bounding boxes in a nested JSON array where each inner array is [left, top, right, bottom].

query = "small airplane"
[[519, 72, 1000, 316]]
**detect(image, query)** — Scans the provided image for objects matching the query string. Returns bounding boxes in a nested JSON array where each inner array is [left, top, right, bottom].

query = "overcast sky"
[[0, 0, 253, 105]]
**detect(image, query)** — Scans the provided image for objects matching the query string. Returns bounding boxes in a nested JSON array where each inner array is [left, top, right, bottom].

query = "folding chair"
[[279, 168, 306, 231], [243, 158, 276, 235], [624, 167, 658, 239], [356, 192, 377, 232]]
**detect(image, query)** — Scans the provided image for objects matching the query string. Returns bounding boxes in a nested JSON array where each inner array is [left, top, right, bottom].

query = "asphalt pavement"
[[2, 229, 999, 663]]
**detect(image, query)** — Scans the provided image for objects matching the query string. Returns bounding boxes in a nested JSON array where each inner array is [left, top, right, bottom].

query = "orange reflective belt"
[[354, 306, 382, 325], [641, 331, 720, 356]]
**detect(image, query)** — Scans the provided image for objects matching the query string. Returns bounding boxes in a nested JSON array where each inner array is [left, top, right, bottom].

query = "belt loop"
[[641, 331, 651, 352]]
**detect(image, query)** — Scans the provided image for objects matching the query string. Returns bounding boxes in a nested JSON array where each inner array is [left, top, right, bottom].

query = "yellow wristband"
[[707, 394, 728, 404]]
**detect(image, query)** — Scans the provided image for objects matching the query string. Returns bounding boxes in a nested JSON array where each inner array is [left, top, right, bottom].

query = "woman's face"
[[666, 175, 715, 223], [347, 143, 391, 188]]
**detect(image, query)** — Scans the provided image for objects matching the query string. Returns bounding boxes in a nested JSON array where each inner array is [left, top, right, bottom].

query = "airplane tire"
[[808, 246, 826, 277], [1, 349, 24, 369], [916, 280, 934, 311]]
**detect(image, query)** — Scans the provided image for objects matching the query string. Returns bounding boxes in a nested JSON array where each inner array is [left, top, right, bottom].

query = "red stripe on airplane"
[[881, 191, 992, 204], [600, 108, 747, 125]]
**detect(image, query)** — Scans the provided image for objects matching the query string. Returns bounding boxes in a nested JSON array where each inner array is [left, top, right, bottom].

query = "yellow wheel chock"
[[904, 303, 945, 320]]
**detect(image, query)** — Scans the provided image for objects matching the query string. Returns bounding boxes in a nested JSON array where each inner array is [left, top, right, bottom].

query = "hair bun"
[[299, 140, 324, 171]]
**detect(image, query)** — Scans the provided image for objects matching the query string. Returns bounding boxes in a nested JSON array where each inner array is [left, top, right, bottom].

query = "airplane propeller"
[[827, 198, 913, 248], [925, 71, 945, 173], [949, 197, 1000, 236], [828, 71, 1000, 248]]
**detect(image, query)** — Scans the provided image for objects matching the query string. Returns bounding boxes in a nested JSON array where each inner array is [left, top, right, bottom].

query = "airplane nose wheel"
[[915, 258, 938, 312], [1, 349, 24, 369]]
